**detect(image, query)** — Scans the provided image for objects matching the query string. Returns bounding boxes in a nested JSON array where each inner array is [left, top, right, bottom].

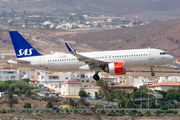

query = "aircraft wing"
[[65, 43, 107, 69]]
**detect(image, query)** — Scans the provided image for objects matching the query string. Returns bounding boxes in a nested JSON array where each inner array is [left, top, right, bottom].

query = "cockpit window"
[[160, 52, 167, 55]]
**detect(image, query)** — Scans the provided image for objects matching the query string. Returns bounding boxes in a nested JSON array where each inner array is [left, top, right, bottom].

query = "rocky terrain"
[[0, 113, 180, 120]]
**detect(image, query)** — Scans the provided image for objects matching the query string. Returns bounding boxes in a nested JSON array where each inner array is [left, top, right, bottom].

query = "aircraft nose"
[[169, 55, 174, 62]]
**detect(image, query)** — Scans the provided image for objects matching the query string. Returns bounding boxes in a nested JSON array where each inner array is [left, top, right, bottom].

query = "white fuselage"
[[8, 48, 174, 72]]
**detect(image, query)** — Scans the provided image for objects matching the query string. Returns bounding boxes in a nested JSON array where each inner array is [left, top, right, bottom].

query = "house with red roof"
[[148, 81, 180, 91]]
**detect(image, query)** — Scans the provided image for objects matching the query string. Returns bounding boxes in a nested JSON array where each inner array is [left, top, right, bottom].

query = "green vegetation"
[[23, 103, 31, 108], [74, 109, 78, 114], [4, 80, 33, 94], [78, 91, 86, 97], [7, 109, 15, 113], [46, 101, 53, 108], [0, 109, 6, 114], [143, 111, 151, 117]]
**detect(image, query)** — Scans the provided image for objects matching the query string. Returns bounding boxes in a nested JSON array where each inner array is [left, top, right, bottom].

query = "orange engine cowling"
[[103, 62, 126, 75]]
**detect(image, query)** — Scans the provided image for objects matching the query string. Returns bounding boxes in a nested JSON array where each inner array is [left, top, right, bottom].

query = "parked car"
[[50, 90, 55, 94], [161, 108, 168, 110], [89, 107, 96, 110], [45, 93, 49, 97], [52, 107, 60, 111]]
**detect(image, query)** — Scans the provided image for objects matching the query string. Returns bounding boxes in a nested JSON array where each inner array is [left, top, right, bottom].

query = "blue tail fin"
[[9, 31, 42, 58]]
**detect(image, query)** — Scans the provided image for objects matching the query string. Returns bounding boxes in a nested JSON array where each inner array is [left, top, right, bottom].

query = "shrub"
[[119, 112, 124, 116], [26, 110, 29, 113], [174, 110, 178, 115], [44, 109, 50, 113], [56, 112, 62, 116], [143, 111, 151, 117], [83, 110, 86, 113], [96, 110, 100, 113], [79, 91, 86, 97], [154, 110, 162, 114], [28, 110, 32, 113], [61, 110, 64, 112], [166, 110, 174, 113], [128, 110, 137, 116], [20, 109, 25, 113], [23, 103, 31, 108], [56, 109, 59, 113], [107, 113, 111, 116], [38, 110, 43, 113], [92, 110, 96, 113], [46, 101, 53, 108], [119, 110, 125, 115], [164, 111, 167, 115], [111, 112, 117, 116], [70, 110, 72, 112], [137, 111, 143, 116], [0, 109, 6, 114], [7, 109, 15, 113], [115, 110, 119, 113], [65, 109, 69, 113], [110, 110, 114, 113], [95, 104, 103, 108], [100, 109, 105, 114], [74, 109, 78, 114], [36, 110, 39, 113]]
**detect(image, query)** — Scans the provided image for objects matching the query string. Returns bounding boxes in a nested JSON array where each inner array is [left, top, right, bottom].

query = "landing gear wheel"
[[93, 74, 100, 81], [151, 72, 155, 76]]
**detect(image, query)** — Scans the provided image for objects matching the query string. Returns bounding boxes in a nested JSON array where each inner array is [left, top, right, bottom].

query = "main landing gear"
[[93, 67, 100, 81], [93, 74, 100, 81], [150, 67, 155, 76]]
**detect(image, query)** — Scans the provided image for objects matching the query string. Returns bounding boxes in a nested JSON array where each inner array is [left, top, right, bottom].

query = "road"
[[1, 108, 180, 113]]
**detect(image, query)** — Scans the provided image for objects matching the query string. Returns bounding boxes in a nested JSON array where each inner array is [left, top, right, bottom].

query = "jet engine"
[[103, 62, 126, 75]]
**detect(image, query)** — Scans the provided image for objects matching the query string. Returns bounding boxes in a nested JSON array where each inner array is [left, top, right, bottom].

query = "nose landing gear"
[[150, 67, 155, 76]]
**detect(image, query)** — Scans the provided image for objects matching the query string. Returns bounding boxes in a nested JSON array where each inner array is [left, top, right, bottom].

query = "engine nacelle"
[[103, 62, 126, 75]]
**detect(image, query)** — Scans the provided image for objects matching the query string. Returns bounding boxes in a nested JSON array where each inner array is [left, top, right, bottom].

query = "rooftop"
[[0, 67, 18, 70], [61, 81, 81, 84], [148, 81, 180, 87]]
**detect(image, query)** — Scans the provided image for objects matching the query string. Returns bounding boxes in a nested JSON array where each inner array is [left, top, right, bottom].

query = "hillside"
[[59, 19, 180, 59], [1, 18, 180, 60], [1, 0, 180, 21]]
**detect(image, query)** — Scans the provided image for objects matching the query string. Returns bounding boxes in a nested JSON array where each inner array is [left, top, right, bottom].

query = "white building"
[[158, 76, 180, 83], [61, 81, 81, 98], [149, 81, 180, 91], [36, 70, 95, 85], [37, 71, 71, 85], [0, 67, 22, 81], [119, 76, 153, 88], [21, 70, 34, 79]]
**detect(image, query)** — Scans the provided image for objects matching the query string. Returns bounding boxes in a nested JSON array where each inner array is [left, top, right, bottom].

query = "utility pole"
[[148, 87, 149, 109], [68, 83, 70, 110], [141, 86, 142, 111]]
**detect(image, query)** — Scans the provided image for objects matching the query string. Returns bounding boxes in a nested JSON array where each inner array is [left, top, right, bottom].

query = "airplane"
[[7, 31, 174, 81]]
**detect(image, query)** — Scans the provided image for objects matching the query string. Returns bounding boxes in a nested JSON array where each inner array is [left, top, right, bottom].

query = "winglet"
[[65, 43, 74, 53]]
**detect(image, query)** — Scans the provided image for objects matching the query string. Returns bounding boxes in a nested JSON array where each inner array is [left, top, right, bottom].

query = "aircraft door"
[[40, 57, 45, 67], [149, 50, 154, 60]]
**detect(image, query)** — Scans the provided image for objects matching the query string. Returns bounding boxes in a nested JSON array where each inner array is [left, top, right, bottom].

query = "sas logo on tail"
[[17, 48, 33, 56]]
